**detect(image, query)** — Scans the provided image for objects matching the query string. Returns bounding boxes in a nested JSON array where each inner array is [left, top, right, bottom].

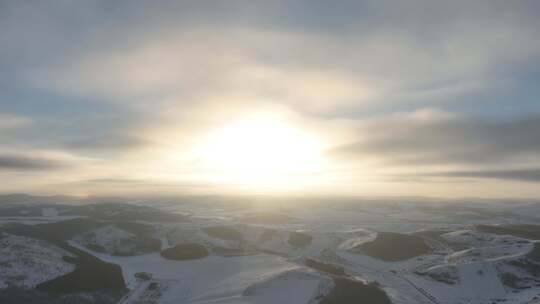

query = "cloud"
[[425, 169, 540, 183], [1, 1, 540, 196], [61, 133, 149, 153], [332, 111, 540, 168], [18, 1, 540, 115], [0, 107, 149, 157], [0, 154, 68, 171], [0, 113, 31, 129], [26, 29, 377, 114]]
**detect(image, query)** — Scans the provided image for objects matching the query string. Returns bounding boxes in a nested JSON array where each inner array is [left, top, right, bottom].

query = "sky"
[[1, 0, 540, 198]]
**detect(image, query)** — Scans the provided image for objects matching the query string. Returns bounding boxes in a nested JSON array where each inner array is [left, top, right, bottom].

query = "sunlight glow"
[[194, 115, 327, 188]]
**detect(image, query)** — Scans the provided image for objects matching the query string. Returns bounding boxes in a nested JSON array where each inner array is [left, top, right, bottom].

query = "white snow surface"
[[71, 241, 330, 304], [4, 199, 540, 304], [242, 269, 333, 304], [0, 233, 75, 288]]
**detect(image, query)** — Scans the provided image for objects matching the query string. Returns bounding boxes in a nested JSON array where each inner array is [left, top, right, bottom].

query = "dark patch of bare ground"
[[0, 287, 124, 304], [305, 258, 346, 276], [69, 203, 189, 223], [160, 243, 209, 260], [502, 270, 540, 290], [353, 232, 430, 261], [288, 231, 313, 248], [203, 226, 243, 241], [211, 246, 257, 257], [477, 224, 540, 240], [320, 278, 392, 304], [427, 271, 457, 285], [415, 267, 458, 285], [86, 237, 161, 256], [0, 200, 188, 223], [413, 229, 468, 251], [499, 244, 540, 289], [508, 258, 540, 277], [240, 212, 294, 224], [5, 218, 104, 242], [5, 218, 162, 256], [80, 221, 162, 256], [499, 272, 522, 289], [412, 229, 451, 238], [36, 244, 125, 294], [257, 229, 278, 243], [303, 255, 392, 303], [1, 219, 127, 298], [529, 243, 540, 261]]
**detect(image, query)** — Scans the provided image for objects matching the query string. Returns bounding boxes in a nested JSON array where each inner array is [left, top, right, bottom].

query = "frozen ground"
[[76, 243, 327, 304], [0, 233, 75, 289], [1, 195, 540, 303]]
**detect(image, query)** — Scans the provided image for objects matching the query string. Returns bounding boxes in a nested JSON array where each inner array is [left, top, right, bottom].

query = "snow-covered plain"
[[74, 242, 328, 304], [1, 197, 540, 303], [0, 233, 75, 289]]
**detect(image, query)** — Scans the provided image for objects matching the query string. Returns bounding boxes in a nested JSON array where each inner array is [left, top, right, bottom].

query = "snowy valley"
[[1, 195, 540, 304]]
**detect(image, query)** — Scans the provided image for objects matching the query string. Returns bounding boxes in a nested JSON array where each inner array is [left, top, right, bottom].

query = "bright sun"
[[194, 115, 327, 189]]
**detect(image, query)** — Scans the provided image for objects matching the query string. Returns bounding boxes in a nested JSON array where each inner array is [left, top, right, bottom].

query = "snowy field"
[[1, 196, 540, 303]]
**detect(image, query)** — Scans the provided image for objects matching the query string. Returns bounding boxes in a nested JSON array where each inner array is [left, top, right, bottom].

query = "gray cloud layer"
[[426, 169, 540, 182], [333, 113, 540, 181], [0, 155, 67, 171]]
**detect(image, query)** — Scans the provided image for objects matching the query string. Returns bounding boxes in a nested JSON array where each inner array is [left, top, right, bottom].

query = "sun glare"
[[194, 115, 327, 188]]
